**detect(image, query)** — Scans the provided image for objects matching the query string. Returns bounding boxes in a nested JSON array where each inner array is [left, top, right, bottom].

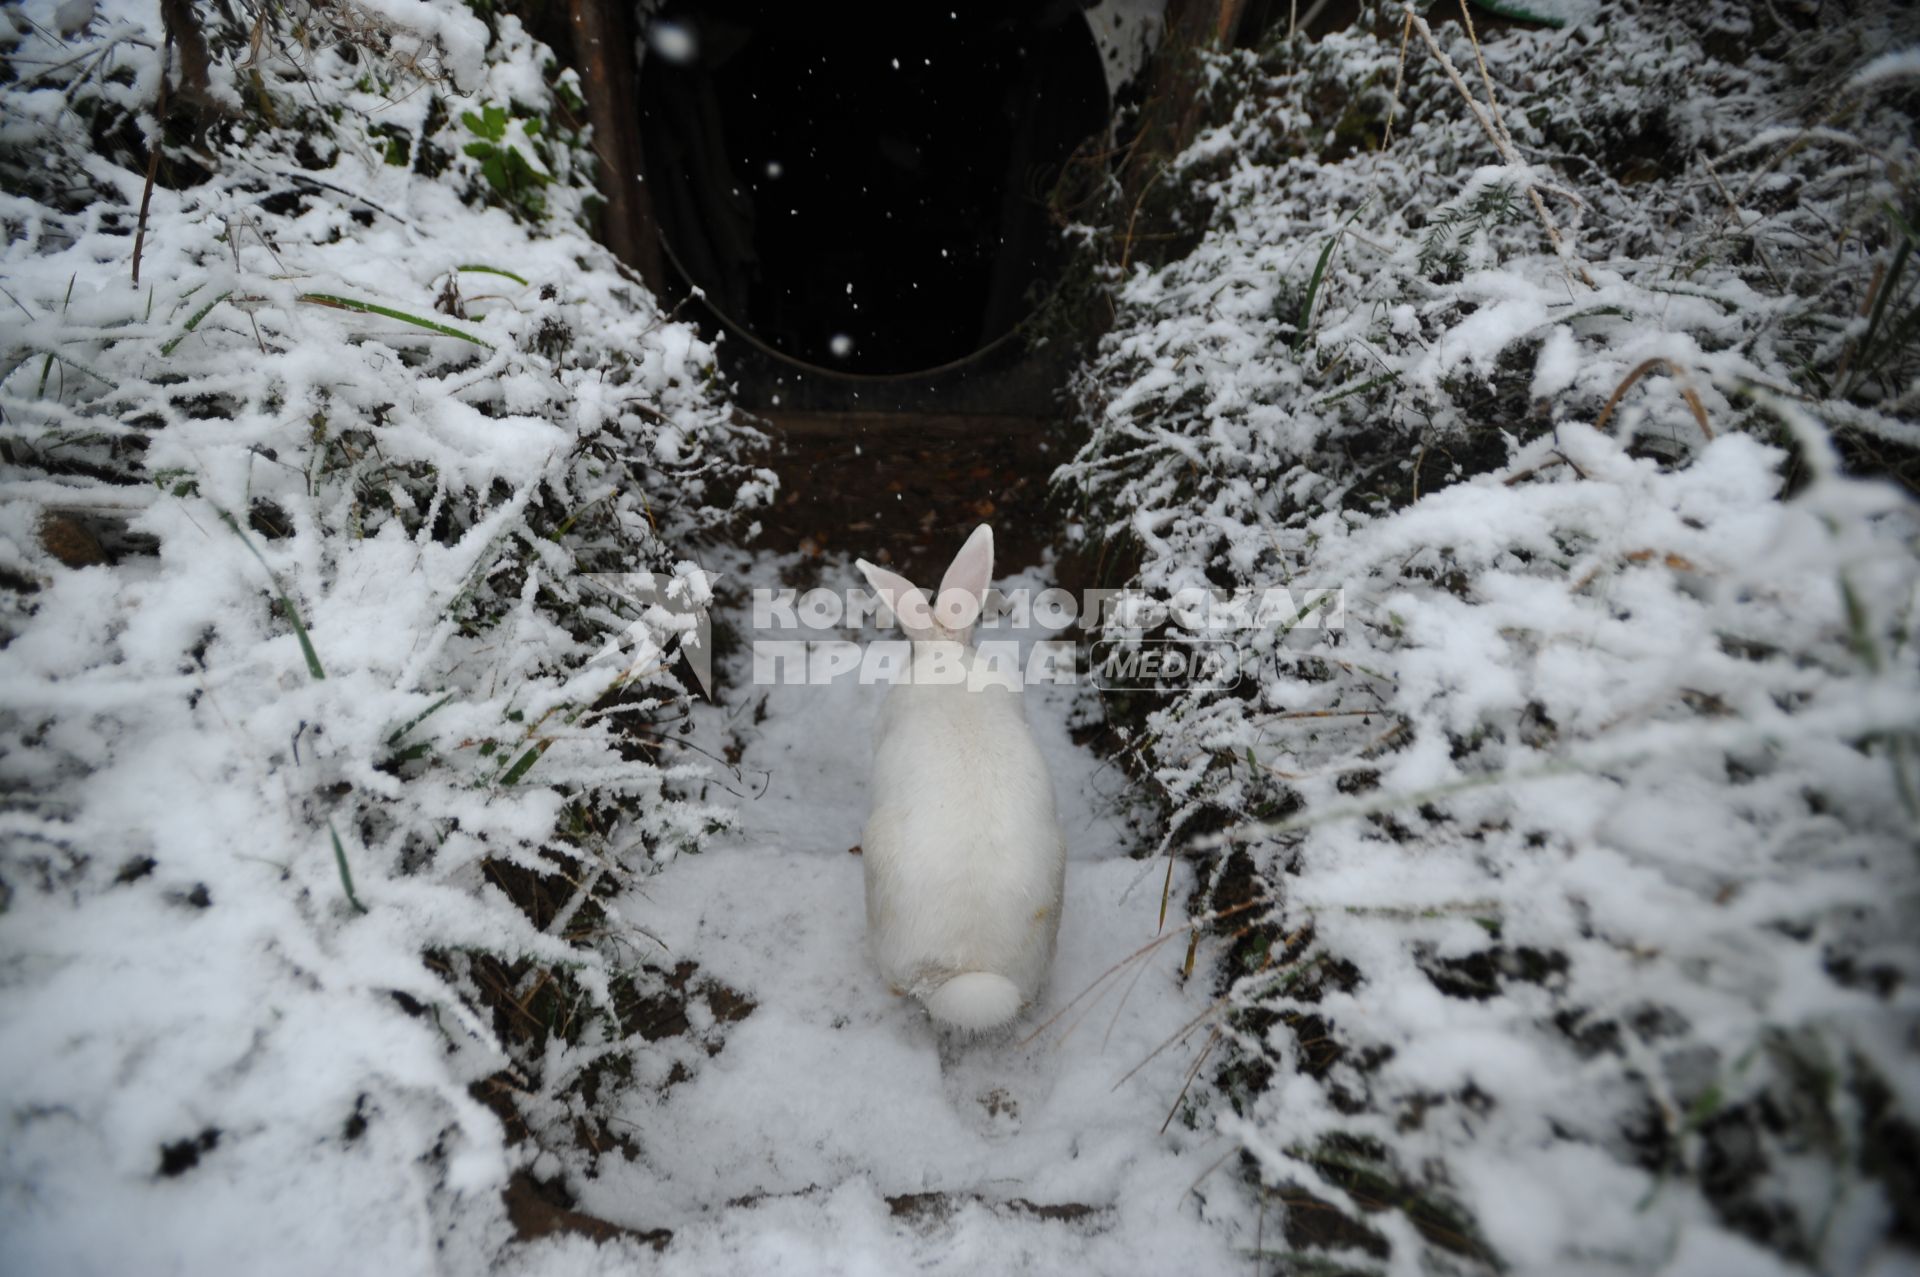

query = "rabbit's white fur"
[[857, 526, 1067, 1032]]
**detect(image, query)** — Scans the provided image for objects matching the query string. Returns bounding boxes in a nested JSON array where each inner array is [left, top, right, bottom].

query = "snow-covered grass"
[[1058, 3, 1920, 1273], [1, 0, 769, 1269]]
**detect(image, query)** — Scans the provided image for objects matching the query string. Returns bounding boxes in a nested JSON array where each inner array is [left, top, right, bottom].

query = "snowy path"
[[541, 549, 1252, 1272]]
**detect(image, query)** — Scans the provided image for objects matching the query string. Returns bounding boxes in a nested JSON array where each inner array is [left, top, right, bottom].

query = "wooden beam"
[[1216, 0, 1251, 44], [566, 0, 663, 293]]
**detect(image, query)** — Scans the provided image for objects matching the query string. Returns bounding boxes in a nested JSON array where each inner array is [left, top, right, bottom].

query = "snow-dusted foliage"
[[0, 0, 769, 1268], [1061, 4, 1920, 1272]]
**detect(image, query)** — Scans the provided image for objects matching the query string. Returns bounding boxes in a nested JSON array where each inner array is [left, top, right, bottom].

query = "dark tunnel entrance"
[[635, 3, 1110, 376]]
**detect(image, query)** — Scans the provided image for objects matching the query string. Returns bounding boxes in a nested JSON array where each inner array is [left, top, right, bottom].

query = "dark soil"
[[748, 411, 1070, 581], [504, 1170, 674, 1250]]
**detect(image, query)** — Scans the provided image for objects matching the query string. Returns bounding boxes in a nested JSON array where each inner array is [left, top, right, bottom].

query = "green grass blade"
[[215, 508, 327, 680], [1293, 205, 1367, 353], [1886, 202, 1920, 249], [1470, 0, 1572, 27], [298, 293, 488, 346], [1315, 371, 1401, 406], [19, 346, 114, 386], [1294, 234, 1338, 352], [456, 265, 530, 285], [1839, 573, 1879, 673], [499, 738, 552, 785], [1275, 589, 1339, 639], [328, 820, 369, 914], [386, 691, 455, 746], [160, 290, 232, 356], [1862, 238, 1912, 374]]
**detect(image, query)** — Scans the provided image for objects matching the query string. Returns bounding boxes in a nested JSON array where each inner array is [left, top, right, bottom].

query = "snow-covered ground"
[[496, 548, 1257, 1273]]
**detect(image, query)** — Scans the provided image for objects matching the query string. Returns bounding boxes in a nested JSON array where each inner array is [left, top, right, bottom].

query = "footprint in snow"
[[934, 1029, 1058, 1140]]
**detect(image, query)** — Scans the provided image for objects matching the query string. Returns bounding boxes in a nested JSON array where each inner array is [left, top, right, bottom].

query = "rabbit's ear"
[[933, 525, 994, 644], [857, 559, 935, 640]]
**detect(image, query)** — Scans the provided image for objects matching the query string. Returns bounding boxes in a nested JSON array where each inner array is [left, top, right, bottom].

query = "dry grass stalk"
[[1594, 357, 1715, 440], [1402, 4, 1597, 289]]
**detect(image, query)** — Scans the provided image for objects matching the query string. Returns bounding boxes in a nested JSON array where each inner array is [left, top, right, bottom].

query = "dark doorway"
[[635, 2, 1109, 375]]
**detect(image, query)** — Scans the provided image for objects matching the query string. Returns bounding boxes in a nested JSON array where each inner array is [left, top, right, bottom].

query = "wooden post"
[[1121, 0, 1243, 200], [566, 0, 664, 293]]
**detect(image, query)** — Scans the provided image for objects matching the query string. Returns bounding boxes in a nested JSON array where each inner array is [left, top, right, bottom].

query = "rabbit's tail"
[[924, 972, 1023, 1031]]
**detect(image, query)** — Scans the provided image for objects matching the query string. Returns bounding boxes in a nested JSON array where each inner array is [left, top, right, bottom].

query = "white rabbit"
[[855, 526, 1067, 1032]]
